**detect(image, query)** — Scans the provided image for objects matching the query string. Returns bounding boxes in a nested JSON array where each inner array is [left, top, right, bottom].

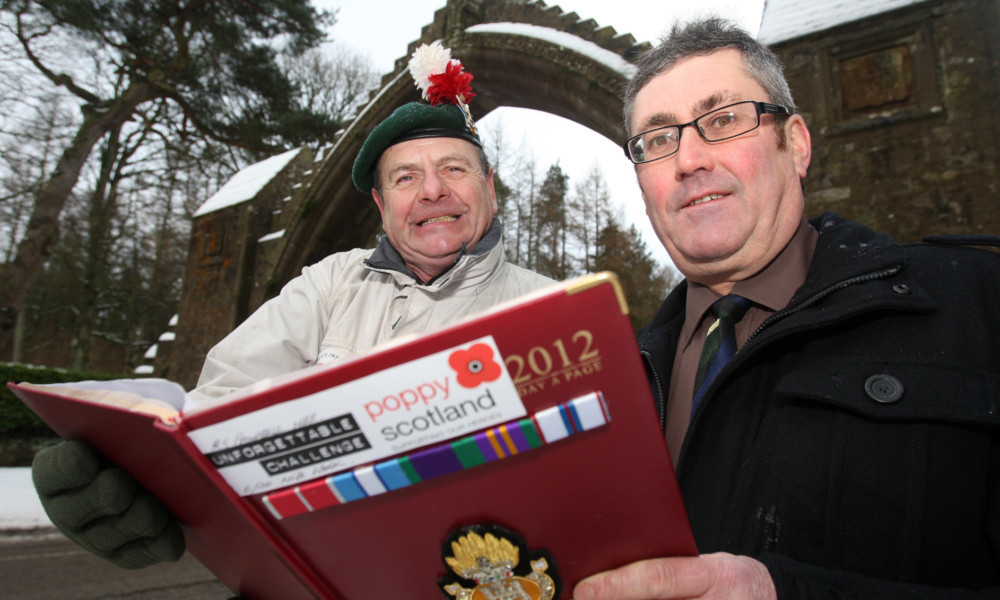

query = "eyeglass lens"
[[628, 101, 763, 163]]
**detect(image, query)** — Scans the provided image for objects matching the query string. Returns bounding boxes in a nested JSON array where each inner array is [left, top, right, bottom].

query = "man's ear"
[[372, 188, 386, 215], [486, 168, 498, 214], [786, 114, 812, 179]]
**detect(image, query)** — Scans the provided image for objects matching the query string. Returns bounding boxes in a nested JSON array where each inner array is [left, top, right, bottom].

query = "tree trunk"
[[12, 303, 26, 363], [0, 83, 157, 359]]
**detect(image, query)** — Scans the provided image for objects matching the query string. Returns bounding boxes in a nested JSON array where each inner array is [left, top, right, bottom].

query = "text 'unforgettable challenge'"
[[186, 337, 525, 496]]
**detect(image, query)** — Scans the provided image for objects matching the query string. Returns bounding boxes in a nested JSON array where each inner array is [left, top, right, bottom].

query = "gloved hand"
[[31, 440, 185, 569]]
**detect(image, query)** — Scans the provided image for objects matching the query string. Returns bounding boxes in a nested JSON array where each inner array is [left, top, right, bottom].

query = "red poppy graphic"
[[448, 343, 503, 388]]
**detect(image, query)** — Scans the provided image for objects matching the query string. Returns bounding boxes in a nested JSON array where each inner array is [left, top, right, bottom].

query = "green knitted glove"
[[31, 440, 185, 569]]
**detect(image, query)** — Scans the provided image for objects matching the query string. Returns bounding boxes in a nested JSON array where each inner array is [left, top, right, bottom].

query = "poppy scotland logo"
[[448, 343, 503, 389]]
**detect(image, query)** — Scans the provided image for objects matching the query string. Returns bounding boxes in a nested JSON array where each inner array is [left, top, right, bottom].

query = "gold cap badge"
[[439, 524, 558, 600]]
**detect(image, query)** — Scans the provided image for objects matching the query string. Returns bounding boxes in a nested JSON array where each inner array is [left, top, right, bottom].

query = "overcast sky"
[[316, 1, 766, 269]]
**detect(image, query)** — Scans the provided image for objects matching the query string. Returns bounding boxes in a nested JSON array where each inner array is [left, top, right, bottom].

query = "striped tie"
[[692, 294, 752, 413]]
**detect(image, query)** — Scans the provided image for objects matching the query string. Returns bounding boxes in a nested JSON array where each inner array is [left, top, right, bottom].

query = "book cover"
[[10, 272, 696, 599]]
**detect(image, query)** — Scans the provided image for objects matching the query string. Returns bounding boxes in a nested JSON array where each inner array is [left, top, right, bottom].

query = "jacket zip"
[[743, 264, 903, 348], [640, 349, 668, 431]]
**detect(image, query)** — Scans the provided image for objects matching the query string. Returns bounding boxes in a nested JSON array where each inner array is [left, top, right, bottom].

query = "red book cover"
[[10, 272, 696, 599]]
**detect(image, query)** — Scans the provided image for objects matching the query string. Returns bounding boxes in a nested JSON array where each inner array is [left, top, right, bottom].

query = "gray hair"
[[623, 17, 797, 136]]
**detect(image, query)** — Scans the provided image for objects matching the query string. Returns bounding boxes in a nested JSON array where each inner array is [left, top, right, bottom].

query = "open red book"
[[10, 272, 696, 600]]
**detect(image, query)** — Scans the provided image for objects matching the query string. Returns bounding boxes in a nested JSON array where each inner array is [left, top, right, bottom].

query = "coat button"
[[892, 284, 911, 294], [865, 374, 904, 403]]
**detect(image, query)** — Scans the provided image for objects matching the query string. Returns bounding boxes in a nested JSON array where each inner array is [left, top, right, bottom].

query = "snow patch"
[[258, 230, 286, 243], [466, 22, 637, 78], [758, 0, 927, 45], [194, 148, 305, 217]]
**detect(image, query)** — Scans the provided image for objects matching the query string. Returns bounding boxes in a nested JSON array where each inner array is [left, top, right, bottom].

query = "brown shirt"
[[664, 216, 819, 464]]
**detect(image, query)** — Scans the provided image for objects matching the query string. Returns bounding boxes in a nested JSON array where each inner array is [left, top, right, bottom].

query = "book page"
[[20, 378, 194, 422]]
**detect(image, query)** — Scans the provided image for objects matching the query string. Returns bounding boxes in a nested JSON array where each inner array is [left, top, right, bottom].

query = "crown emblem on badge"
[[440, 524, 558, 600]]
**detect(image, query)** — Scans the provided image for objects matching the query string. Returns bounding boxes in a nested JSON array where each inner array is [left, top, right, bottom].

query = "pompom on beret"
[[351, 42, 481, 195]]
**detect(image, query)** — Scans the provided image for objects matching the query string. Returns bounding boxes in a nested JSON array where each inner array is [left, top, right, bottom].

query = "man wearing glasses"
[[573, 17, 1000, 600]]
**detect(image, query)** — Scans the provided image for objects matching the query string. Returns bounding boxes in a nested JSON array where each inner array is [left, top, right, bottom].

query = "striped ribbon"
[[262, 391, 609, 520]]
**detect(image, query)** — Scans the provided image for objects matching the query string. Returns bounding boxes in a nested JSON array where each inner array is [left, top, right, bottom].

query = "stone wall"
[[774, 0, 1000, 241], [156, 148, 314, 389]]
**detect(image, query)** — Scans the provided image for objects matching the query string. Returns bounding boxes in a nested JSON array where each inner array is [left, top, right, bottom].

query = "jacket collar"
[[639, 212, 917, 356], [637, 212, 924, 431], [795, 212, 907, 303], [363, 218, 505, 290], [364, 218, 502, 283]]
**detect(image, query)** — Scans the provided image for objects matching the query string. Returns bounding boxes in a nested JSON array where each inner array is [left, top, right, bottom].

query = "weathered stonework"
[[773, 0, 1000, 241], [156, 148, 314, 385]]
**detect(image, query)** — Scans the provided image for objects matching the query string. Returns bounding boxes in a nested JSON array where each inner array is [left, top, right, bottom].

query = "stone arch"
[[269, 0, 647, 292]]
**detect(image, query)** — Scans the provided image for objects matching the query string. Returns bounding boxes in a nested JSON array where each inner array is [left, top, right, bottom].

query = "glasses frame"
[[623, 100, 790, 165]]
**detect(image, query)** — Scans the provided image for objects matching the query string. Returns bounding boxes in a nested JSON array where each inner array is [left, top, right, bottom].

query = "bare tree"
[[0, 0, 334, 358], [507, 158, 542, 271], [568, 163, 620, 274], [280, 42, 379, 130], [0, 92, 75, 263]]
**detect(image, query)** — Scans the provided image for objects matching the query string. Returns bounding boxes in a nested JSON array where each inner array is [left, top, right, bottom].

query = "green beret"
[[352, 102, 482, 194]]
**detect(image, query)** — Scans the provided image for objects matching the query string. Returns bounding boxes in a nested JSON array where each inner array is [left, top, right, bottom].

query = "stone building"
[[763, 0, 1000, 240], [154, 0, 1000, 389]]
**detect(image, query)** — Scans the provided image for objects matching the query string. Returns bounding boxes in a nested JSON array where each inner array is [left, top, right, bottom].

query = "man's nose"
[[674, 125, 714, 176], [420, 170, 446, 200]]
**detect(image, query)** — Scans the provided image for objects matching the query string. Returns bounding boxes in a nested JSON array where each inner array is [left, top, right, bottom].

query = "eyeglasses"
[[623, 101, 790, 164]]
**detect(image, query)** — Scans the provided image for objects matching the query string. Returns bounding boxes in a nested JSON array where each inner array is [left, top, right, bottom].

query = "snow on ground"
[[0, 467, 53, 530]]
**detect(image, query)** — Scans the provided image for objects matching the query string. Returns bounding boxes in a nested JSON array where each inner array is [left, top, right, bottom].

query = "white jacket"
[[190, 225, 552, 403]]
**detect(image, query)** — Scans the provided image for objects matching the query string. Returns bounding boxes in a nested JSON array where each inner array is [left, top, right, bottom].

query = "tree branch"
[[14, 12, 101, 105], [162, 89, 269, 151]]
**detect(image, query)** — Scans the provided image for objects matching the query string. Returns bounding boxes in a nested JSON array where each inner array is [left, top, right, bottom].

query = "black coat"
[[638, 212, 1000, 598]]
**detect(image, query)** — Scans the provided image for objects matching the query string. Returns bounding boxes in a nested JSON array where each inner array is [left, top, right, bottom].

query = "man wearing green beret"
[[191, 99, 551, 401], [32, 47, 551, 574]]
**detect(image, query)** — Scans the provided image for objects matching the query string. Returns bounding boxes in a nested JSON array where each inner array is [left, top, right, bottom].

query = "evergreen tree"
[[536, 162, 569, 279], [594, 222, 670, 332], [482, 125, 677, 329]]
